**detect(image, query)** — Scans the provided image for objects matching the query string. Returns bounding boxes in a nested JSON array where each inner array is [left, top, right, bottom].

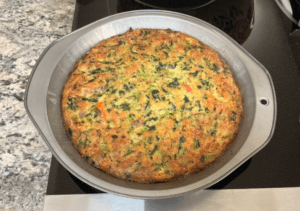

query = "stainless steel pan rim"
[[25, 10, 277, 199]]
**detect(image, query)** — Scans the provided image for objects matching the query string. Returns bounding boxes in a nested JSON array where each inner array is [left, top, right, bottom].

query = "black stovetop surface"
[[47, 0, 300, 195]]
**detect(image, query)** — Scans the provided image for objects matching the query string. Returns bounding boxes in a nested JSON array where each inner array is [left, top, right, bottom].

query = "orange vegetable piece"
[[96, 102, 107, 121], [185, 84, 192, 92]]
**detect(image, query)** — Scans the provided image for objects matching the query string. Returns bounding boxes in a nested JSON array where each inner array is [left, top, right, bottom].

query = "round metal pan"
[[24, 10, 276, 199]]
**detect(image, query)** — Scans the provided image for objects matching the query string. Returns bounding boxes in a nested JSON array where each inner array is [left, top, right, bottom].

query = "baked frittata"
[[62, 28, 243, 183]]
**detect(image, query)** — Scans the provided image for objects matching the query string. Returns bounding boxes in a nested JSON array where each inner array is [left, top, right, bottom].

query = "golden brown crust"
[[61, 29, 243, 183]]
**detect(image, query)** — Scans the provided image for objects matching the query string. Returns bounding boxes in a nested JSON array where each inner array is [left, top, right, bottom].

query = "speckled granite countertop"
[[0, 0, 75, 210]]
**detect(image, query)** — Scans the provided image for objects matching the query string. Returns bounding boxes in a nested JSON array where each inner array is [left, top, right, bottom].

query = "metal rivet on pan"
[[260, 97, 269, 106]]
